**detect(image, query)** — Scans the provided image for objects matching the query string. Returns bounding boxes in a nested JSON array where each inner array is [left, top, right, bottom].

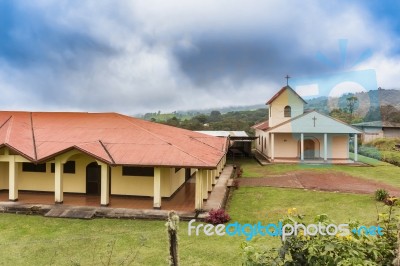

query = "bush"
[[375, 188, 389, 201], [205, 209, 231, 225], [242, 207, 399, 265], [232, 179, 240, 189], [365, 138, 400, 151], [358, 146, 400, 167]]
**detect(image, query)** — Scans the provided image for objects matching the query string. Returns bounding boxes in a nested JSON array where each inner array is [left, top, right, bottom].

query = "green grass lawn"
[[0, 185, 389, 265], [234, 155, 400, 188], [0, 155, 396, 265]]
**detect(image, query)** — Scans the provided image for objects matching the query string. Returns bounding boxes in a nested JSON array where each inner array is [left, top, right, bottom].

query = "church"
[[253, 85, 361, 163]]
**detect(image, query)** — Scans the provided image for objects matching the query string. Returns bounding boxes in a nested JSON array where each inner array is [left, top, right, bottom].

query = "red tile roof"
[[252, 120, 269, 131], [266, 85, 307, 105], [0, 112, 227, 168]]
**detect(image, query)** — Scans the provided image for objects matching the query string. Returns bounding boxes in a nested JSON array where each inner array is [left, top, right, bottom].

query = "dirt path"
[[238, 171, 400, 196]]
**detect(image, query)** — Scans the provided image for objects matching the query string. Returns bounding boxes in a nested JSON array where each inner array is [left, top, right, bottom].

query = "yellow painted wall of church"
[[268, 89, 304, 128], [273, 133, 299, 158], [331, 135, 349, 159], [0, 162, 9, 189]]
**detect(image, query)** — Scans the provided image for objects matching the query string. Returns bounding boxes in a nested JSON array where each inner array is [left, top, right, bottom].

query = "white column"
[[324, 133, 328, 162], [271, 133, 275, 161], [99, 162, 110, 206], [300, 133, 304, 161], [9, 156, 18, 201], [153, 167, 161, 209], [354, 134, 358, 162], [195, 170, 203, 210], [202, 169, 208, 200], [54, 157, 63, 203]]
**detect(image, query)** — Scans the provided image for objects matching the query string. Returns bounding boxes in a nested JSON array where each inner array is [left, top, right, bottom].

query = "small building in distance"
[[195, 131, 256, 157], [352, 121, 400, 143]]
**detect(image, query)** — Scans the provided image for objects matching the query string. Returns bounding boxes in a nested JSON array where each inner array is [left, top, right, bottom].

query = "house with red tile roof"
[[0, 112, 227, 210], [253, 86, 361, 163]]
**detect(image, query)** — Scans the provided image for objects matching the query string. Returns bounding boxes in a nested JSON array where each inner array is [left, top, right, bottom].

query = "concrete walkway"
[[0, 201, 197, 220], [203, 165, 234, 211]]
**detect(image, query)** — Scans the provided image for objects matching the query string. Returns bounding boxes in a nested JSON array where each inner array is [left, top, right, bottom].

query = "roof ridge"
[[115, 114, 214, 166], [30, 112, 38, 160], [98, 140, 115, 164], [0, 116, 12, 143], [5, 115, 14, 143], [266, 86, 307, 105]]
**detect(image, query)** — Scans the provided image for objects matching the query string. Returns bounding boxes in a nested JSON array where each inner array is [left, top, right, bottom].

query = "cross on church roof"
[[285, 75, 290, 86], [312, 116, 317, 127]]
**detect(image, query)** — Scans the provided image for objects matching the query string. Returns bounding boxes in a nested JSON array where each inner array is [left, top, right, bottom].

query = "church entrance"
[[298, 138, 319, 159], [304, 139, 315, 159]]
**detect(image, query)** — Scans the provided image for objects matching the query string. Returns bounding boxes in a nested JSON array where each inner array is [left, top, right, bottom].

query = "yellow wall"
[[331, 135, 349, 159], [111, 166, 186, 197], [18, 163, 54, 192], [268, 89, 304, 127], [0, 162, 8, 189], [255, 133, 350, 160], [17, 154, 94, 193], [111, 166, 154, 196], [63, 155, 94, 193], [273, 133, 299, 158], [1, 149, 189, 197]]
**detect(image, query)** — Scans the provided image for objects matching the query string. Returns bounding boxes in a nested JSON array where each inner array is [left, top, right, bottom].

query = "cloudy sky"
[[0, 0, 399, 114]]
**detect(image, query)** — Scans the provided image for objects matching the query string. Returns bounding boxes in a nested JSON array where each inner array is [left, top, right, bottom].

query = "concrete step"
[[45, 207, 96, 219]]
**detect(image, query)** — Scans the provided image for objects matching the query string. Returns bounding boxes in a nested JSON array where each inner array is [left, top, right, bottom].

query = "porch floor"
[[0, 181, 195, 212]]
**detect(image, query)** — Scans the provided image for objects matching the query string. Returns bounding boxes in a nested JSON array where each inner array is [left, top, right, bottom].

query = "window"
[[50, 161, 76, 174], [175, 168, 181, 173], [22, 163, 46, 173], [63, 161, 76, 174], [122, 166, 154, 176], [284, 105, 291, 117]]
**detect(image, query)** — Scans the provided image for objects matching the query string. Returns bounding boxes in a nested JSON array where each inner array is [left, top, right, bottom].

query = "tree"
[[209, 110, 222, 122], [346, 96, 358, 118], [380, 105, 398, 121], [165, 117, 180, 127]]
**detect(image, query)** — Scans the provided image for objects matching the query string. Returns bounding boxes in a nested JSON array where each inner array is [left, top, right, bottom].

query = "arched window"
[[284, 105, 291, 117]]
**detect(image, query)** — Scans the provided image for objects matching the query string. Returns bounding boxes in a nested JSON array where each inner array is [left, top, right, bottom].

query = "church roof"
[[266, 85, 307, 105], [252, 120, 270, 130], [0, 111, 227, 168], [266, 110, 361, 134]]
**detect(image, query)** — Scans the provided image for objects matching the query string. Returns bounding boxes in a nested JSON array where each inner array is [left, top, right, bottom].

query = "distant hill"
[[305, 89, 400, 116], [137, 104, 266, 121], [137, 88, 400, 121]]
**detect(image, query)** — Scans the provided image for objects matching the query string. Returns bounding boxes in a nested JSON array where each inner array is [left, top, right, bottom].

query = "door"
[[304, 139, 315, 159], [86, 162, 101, 195]]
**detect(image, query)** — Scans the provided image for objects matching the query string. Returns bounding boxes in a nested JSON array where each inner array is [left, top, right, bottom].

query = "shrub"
[[375, 188, 389, 201], [205, 209, 231, 225], [232, 179, 240, 189], [242, 207, 399, 265]]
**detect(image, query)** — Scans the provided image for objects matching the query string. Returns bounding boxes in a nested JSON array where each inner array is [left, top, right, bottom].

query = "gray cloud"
[[0, 0, 398, 114]]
